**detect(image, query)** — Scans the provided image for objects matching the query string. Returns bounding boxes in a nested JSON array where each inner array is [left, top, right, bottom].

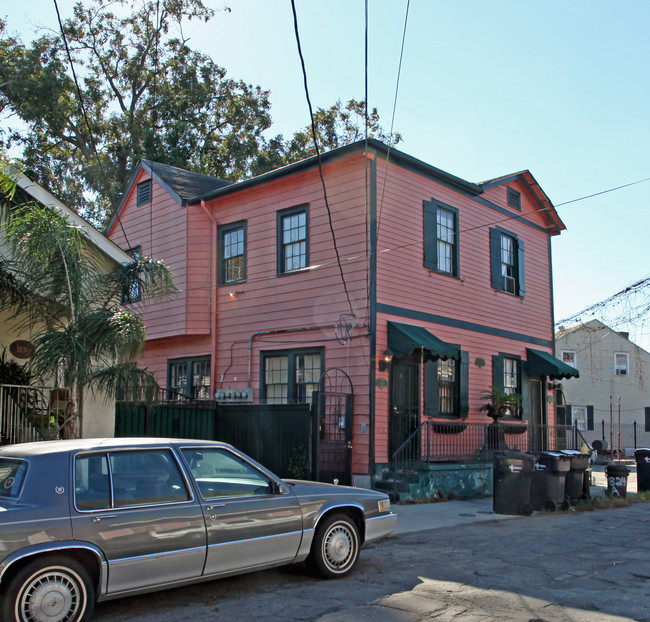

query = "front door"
[[389, 355, 421, 459], [180, 446, 303, 576]]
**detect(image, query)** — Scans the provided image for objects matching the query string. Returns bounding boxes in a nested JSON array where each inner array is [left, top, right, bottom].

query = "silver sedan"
[[0, 437, 396, 622]]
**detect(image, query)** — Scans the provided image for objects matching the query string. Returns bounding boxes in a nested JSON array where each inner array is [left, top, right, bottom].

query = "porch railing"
[[390, 420, 590, 500], [0, 384, 63, 444]]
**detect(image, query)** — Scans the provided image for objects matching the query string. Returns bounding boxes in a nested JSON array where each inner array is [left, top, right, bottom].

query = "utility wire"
[[290, 0, 354, 317], [52, 0, 133, 250]]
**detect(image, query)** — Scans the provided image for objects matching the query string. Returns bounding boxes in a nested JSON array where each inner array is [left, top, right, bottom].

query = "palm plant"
[[0, 157, 175, 438], [480, 387, 523, 421]]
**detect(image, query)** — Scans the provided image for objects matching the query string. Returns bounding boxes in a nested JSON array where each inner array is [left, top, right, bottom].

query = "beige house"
[[1, 172, 134, 440], [555, 319, 650, 454]]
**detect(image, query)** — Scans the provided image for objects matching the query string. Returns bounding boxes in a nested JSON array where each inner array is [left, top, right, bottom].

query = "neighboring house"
[[107, 140, 576, 491], [556, 319, 650, 453], [0, 171, 134, 438]]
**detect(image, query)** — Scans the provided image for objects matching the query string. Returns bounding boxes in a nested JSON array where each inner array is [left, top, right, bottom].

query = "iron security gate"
[[313, 368, 354, 485]]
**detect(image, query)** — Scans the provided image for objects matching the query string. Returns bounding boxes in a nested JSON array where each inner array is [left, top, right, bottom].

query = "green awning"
[[526, 348, 579, 379], [387, 321, 459, 361]]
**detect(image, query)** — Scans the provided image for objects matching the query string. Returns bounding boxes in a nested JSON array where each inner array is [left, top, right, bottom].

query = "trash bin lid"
[[535, 451, 570, 471], [493, 451, 534, 471]]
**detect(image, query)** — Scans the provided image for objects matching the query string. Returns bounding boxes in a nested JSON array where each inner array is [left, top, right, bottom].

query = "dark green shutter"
[[423, 359, 439, 417], [587, 405, 594, 431], [492, 354, 504, 392], [489, 228, 501, 290], [645, 407, 650, 432], [459, 351, 469, 418], [423, 200, 437, 270], [566, 405, 573, 426], [517, 237, 526, 297]]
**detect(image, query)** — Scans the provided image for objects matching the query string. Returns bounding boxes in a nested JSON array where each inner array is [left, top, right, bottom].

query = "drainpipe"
[[248, 325, 338, 387], [200, 200, 219, 395]]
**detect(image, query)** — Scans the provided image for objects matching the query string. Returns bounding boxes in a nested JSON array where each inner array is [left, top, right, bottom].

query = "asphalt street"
[[94, 496, 650, 621]]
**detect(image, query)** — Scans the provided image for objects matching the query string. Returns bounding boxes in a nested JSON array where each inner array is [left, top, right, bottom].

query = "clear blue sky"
[[3, 0, 650, 347]]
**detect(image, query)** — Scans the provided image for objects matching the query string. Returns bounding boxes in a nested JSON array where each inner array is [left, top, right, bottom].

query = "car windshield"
[[0, 459, 28, 499]]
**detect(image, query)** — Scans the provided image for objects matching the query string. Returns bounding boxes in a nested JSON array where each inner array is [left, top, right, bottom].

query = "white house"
[[555, 319, 650, 455]]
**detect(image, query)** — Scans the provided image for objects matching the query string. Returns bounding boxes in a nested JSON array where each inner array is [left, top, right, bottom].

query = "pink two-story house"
[[107, 139, 577, 495]]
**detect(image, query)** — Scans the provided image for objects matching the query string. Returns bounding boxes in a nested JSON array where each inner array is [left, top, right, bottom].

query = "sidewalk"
[[392, 461, 639, 535]]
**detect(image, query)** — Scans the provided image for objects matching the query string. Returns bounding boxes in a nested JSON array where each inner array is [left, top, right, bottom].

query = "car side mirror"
[[271, 481, 289, 495]]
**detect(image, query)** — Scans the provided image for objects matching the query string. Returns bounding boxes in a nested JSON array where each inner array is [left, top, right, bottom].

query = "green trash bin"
[[493, 451, 534, 516], [634, 448, 650, 492]]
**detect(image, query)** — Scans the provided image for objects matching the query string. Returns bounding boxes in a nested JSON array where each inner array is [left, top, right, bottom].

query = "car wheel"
[[309, 513, 360, 579], [2, 555, 95, 622]]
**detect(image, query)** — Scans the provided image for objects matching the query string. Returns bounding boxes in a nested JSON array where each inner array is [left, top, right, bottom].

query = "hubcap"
[[19, 569, 82, 622], [324, 524, 355, 570]]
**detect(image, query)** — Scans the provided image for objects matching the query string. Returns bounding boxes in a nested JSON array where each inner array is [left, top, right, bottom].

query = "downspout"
[[368, 152, 378, 484], [248, 325, 338, 387], [200, 200, 219, 396]]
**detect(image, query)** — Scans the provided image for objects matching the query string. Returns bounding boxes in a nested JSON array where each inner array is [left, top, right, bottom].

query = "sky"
[[3, 0, 650, 347]]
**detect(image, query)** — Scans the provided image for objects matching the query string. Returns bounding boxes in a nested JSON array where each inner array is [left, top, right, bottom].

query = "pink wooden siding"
[[108, 145, 563, 480]]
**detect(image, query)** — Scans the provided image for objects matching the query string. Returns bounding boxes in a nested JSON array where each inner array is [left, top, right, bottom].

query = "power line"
[[290, 0, 354, 317], [555, 176, 650, 207], [52, 0, 133, 249]]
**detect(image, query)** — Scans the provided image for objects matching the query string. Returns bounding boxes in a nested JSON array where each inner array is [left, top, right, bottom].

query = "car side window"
[[109, 450, 191, 507], [0, 459, 28, 499], [75, 454, 111, 510], [182, 448, 272, 499]]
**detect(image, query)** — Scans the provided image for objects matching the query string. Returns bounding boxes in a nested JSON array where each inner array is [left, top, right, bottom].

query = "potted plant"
[[480, 387, 523, 423]]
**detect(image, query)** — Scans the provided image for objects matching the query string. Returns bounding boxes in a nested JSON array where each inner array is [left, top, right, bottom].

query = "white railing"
[[0, 384, 64, 444]]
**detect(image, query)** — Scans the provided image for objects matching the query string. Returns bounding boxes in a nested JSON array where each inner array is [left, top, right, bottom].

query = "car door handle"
[[205, 504, 225, 511], [92, 515, 117, 523]]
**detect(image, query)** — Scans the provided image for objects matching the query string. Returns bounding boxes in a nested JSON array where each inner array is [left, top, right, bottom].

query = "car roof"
[[0, 438, 234, 458]]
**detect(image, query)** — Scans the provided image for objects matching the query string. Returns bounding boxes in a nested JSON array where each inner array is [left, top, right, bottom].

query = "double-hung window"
[[219, 222, 246, 284], [423, 199, 459, 277], [261, 349, 322, 404], [278, 206, 308, 274], [492, 353, 522, 418], [561, 351, 577, 367], [489, 227, 525, 297], [615, 353, 629, 376], [423, 352, 469, 419], [167, 357, 211, 400]]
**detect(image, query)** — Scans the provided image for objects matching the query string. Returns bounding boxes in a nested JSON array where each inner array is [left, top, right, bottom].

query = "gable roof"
[[143, 161, 232, 201], [105, 160, 231, 234], [107, 139, 566, 235], [14, 172, 133, 265], [480, 170, 565, 234]]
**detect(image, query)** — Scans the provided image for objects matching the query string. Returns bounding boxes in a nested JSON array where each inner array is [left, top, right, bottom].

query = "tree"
[[0, 156, 176, 438], [1, 3, 401, 226], [251, 98, 402, 176], [0, 1, 272, 224]]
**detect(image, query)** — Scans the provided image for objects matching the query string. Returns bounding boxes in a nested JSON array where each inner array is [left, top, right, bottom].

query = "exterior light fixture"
[[378, 348, 393, 372]]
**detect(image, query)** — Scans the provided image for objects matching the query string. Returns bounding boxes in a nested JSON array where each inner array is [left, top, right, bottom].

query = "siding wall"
[[557, 321, 650, 429], [205, 154, 372, 475], [373, 158, 558, 463], [108, 150, 563, 478]]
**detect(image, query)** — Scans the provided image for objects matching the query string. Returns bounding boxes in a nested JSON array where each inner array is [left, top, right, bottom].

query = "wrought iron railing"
[[390, 420, 590, 500], [0, 384, 64, 444]]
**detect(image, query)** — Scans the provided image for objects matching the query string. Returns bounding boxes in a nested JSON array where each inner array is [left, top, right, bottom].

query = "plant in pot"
[[480, 387, 523, 423]]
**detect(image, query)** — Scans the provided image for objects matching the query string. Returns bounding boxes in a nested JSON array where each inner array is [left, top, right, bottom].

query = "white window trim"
[[614, 352, 629, 376]]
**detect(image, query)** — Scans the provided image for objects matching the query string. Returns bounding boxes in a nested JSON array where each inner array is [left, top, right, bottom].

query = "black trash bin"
[[530, 451, 571, 511], [605, 462, 630, 498], [635, 448, 650, 492], [493, 451, 534, 516], [561, 450, 590, 501]]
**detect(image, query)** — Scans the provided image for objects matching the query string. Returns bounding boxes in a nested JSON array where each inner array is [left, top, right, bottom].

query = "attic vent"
[[137, 180, 152, 206], [507, 187, 521, 210]]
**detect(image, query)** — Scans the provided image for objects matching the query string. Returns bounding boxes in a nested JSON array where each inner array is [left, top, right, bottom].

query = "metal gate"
[[313, 368, 353, 485]]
